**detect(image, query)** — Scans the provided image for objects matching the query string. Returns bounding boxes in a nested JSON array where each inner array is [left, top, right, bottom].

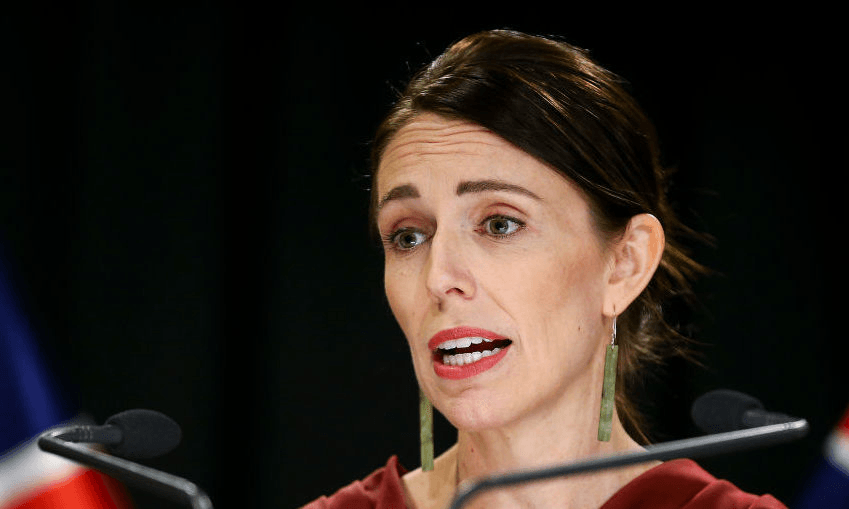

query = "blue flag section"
[[0, 243, 131, 508], [795, 406, 849, 509], [0, 257, 70, 455]]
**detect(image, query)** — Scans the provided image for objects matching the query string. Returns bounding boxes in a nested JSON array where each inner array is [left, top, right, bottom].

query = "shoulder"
[[602, 459, 787, 509], [300, 456, 408, 509]]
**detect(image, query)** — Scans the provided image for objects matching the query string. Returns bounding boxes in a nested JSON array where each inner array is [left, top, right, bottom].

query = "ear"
[[602, 214, 665, 317]]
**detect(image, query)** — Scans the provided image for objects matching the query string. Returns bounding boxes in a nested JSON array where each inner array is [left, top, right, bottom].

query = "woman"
[[304, 30, 786, 508]]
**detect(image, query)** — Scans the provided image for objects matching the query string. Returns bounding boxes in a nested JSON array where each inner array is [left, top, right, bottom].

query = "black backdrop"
[[1, 4, 845, 508]]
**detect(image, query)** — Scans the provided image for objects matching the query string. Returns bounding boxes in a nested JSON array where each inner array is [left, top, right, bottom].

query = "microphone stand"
[[38, 427, 213, 509], [447, 418, 809, 509]]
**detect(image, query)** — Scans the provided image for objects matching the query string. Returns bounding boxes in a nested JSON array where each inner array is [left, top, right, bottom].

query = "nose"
[[424, 228, 476, 305]]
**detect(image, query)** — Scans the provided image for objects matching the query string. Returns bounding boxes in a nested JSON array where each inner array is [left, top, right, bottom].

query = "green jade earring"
[[420, 388, 434, 471], [597, 316, 619, 441]]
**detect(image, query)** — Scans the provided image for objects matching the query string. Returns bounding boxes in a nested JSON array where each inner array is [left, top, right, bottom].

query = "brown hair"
[[370, 29, 705, 443]]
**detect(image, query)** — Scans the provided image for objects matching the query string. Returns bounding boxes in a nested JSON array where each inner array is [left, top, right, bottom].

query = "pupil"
[[492, 219, 508, 233]]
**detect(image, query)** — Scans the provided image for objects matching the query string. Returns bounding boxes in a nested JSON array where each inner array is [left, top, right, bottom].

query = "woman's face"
[[376, 113, 615, 431]]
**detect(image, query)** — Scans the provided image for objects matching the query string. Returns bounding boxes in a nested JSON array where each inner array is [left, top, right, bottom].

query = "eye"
[[481, 215, 524, 236], [386, 228, 428, 251]]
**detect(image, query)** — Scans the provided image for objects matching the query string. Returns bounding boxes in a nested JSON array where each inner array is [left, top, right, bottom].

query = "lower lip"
[[432, 346, 510, 380]]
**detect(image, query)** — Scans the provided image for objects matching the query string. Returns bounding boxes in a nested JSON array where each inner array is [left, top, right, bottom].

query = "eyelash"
[[383, 215, 526, 253]]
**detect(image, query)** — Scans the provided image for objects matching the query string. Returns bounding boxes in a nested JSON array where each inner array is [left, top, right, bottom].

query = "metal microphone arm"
[[38, 427, 213, 509], [447, 418, 808, 509]]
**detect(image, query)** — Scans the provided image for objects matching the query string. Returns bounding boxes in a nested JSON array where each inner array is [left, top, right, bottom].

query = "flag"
[[794, 404, 849, 508], [0, 244, 132, 508]]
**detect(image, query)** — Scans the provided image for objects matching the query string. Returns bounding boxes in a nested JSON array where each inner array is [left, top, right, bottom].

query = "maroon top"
[[302, 456, 786, 508]]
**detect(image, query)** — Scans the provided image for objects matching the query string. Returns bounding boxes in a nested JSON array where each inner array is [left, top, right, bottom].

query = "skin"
[[376, 113, 665, 509]]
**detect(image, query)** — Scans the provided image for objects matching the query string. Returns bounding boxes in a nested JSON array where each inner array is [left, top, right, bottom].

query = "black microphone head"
[[691, 389, 764, 433], [105, 409, 182, 460]]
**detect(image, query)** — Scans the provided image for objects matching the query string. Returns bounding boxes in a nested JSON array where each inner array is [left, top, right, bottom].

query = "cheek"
[[511, 251, 598, 304], [492, 247, 607, 339], [555, 254, 605, 304], [384, 261, 433, 385], [383, 260, 420, 335]]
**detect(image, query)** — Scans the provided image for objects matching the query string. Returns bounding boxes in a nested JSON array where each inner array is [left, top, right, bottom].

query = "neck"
[[403, 411, 658, 509], [454, 410, 653, 509]]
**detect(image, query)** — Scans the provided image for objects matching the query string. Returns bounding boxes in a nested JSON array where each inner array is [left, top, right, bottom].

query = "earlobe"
[[602, 214, 665, 317]]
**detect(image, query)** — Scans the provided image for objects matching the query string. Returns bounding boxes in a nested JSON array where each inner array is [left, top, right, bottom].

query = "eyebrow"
[[377, 179, 542, 211], [456, 179, 542, 200], [377, 184, 420, 210]]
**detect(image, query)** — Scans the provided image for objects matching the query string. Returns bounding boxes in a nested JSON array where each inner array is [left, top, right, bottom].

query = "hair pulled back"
[[370, 29, 705, 442]]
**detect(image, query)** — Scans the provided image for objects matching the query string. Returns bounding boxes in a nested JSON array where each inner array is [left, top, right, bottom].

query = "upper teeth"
[[437, 337, 492, 350]]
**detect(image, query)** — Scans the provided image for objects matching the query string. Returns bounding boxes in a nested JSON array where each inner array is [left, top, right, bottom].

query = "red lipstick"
[[428, 327, 512, 380]]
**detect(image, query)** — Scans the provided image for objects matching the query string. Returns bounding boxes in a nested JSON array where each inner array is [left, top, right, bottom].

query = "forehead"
[[380, 114, 504, 167], [378, 113, 563, 194]]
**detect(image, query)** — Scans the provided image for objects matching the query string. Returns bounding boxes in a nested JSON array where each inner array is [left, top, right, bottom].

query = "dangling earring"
[[597, 315, 619, 441], [419, 387, 434, 471]]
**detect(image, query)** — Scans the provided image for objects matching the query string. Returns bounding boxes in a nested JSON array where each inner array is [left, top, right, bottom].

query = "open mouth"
[[433, 337, 513, 366]]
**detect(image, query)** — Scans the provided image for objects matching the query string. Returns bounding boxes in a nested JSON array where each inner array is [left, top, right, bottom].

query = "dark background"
[[1, 4, 844, 508]]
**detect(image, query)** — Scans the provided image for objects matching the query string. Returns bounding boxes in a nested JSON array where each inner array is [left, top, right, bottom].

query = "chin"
[[435, 393, 519, 432]]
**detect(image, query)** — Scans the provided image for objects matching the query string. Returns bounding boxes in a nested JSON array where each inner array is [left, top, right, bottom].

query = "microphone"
[[447, 389, 808, 509], [57, 409, 182, 459], [691, 389, 796, 432], [38, 409, 213, 509]]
